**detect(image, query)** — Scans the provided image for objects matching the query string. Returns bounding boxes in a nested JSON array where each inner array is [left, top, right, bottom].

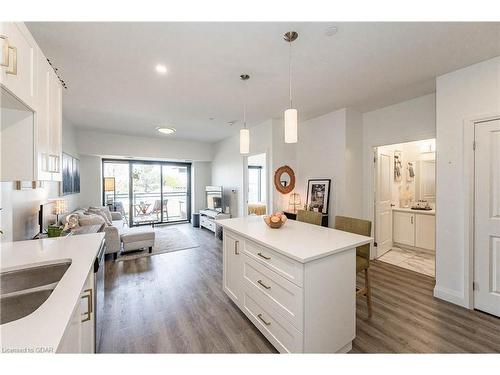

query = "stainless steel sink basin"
[[0, 261, 71, 325]]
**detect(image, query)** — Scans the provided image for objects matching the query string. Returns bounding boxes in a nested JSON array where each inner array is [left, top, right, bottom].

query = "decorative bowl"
[[263, 213, 287, 229]]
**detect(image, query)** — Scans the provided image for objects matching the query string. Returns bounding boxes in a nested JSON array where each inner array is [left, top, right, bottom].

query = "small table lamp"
[[53, 199, 68, 226], [104, 177, 116, 210], [288, 192, 301, 213]]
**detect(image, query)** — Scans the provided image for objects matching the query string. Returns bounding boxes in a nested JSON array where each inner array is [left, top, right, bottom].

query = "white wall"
[[435, 56, 500, 308], [212, 120, 273, 218], [76, 129, 213, 162], [191, 161, 212, 213], [78, 155, 102, 208], [362, 93, 436, 225]]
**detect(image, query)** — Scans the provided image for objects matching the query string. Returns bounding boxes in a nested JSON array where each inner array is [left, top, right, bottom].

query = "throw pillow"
[[87, 208, 112, 226], [79, 213, 105, 227], [90, 206, 113, 223]]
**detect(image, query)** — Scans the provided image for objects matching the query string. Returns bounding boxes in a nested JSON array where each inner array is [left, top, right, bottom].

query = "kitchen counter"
[[0, 233, 104, 352], [392, 207, 435, 215], [218, 216, 372, 263]]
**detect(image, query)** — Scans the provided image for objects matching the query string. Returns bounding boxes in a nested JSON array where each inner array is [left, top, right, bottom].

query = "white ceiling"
[[27, 22, 500, 143]]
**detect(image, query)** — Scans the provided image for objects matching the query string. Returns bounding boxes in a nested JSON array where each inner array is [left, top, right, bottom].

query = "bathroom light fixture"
[[239, 74, 250, 155], [284, 31, 298, 143], [155, 64, 167, 74], [156, 127, 176, 135]]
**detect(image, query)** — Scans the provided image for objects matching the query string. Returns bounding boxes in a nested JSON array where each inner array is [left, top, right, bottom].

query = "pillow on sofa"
[[87, 208, 112, 226], [79, 213, 105, 227], [89, 206, 113, 224]]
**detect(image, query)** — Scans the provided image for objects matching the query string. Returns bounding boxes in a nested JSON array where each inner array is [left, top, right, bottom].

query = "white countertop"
[[218, 216, 372, 263], [0, 233, 104, 352], [392, 207, 435, 215]]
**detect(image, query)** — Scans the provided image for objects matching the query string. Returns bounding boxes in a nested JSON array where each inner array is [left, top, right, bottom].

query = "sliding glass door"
[[103, 159, 191, 226]]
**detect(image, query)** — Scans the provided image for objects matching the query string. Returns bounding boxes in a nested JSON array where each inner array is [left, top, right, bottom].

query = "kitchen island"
[[0, 233, 104, 353], [218, 216, 372, 353]]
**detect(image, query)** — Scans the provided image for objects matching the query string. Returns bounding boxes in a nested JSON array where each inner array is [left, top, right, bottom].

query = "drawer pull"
[[257, 252, 271, 260], [234, 240, 239, 255], [257, 313, 271, 326], [257, 279, 271, 289]]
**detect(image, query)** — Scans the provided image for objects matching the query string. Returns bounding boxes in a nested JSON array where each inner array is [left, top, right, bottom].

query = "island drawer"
[[243, 254, 303, 330], [243, 288, 303, 353], [243, 239, 303, 287]]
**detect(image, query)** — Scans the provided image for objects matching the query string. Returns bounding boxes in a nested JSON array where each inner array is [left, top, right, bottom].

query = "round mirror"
[[274, 165, 295, 194]]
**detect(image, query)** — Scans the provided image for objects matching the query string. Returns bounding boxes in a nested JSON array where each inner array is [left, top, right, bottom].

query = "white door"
[[474, 119, 500, 317], [393, 211, 415, 247], [375, 150, 393, 257], [420, 160, 436, 201]]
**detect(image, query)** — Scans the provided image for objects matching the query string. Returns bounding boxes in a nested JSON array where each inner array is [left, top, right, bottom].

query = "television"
[[206, 186, 223, 212], [38, 201, 56, 235]]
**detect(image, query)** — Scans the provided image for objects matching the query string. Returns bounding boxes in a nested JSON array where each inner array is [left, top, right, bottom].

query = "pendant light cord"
[[289, 41, 293, 109], [243, 79, 247, 129]]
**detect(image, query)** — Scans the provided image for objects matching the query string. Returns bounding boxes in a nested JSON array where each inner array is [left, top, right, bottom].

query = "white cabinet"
[[57, 268, 95, 353], [393, 211, 415, 246], [393, 210, 435, 251], [0, 23, 37, 109], [222, 231, 243, 305], [419, 160, 436, 201], [415, 214, 435, 251], [0, 22, 62, 182]]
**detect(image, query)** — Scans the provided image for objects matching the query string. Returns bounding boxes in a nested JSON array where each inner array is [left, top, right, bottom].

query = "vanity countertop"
[[392, 207, 436, 215], [0, 233, 104, 352], [218, 215, 372, 263]]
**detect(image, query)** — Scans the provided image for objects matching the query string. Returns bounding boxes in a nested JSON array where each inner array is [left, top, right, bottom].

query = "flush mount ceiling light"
[[156, 127, 176, 135], [155, 64, 167, 74], [325, 25, 338, 36], [283, 31, 298, 144], [239, 74, 250, 155]]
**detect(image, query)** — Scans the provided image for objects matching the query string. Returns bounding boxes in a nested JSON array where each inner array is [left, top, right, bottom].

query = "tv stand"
[[199, 209, 230, 234]]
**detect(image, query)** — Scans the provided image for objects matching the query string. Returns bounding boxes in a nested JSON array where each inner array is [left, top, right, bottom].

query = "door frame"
[[242, 150, 271, 216], [102, 158, 192, 226], [463, 114, 500, 309]]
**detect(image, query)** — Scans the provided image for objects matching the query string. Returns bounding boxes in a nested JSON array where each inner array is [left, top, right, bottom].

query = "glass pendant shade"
[[240, 128, 250, 154], [284, 108, 298, 143]]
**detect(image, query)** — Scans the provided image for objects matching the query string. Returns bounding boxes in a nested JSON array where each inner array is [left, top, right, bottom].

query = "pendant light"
[[284, 31, 298, 144], [239, 74, 250, 154]]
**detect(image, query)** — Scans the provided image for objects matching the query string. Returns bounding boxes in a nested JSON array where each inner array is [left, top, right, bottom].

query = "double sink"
[[0, 261, 71, 325]]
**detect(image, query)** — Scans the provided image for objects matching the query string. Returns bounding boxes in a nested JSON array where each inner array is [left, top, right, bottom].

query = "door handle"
[[6, 44, 17, 75], [410, 216, 414, 224], [257, 252, 271, 260], [234, 240, 239, 255], [0, 35, 9, 67], [390, 204, 396, 207], [257, 313, 271, 326], [81, 288, 93, 322], [257, 280, 271, 289]]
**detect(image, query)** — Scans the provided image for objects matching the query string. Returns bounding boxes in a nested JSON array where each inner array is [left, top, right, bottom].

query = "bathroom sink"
[[0, 261, 71, 325]]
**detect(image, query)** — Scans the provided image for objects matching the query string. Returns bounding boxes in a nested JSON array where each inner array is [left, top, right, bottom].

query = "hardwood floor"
[[100, 224, 500, 353]]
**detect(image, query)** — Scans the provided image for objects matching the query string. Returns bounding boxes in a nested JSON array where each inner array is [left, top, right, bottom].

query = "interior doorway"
[[244, 153, 268, 216], [373, 139, 436, 277]]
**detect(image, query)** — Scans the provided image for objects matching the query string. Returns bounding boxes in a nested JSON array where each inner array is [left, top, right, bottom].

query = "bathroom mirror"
[[274, 165, 295, 194]]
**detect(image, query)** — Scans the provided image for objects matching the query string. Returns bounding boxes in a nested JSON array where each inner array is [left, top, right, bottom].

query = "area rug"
[[116, 227, 199, 262]]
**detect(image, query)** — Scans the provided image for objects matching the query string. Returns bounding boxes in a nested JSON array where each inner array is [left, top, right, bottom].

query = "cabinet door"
[[223, 231, 243, 306], [0, 23, 37, 109], [80, 270, 95, 353], [393, 211, 415, 246], [415, 214, 435, 251], [48, 70, 62, 181], [57, 293, 82, 353], [34, 50, 52, 181], [420, 160, 436, 201]]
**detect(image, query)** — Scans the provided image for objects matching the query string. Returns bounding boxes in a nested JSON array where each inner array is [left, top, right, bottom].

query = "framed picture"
[[61, 153, 73, 195], [61, 153, 80, 195], [394, 150, 402, 182], [306, 179, 331, 215]]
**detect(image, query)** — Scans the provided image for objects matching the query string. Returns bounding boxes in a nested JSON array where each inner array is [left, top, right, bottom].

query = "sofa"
[[61, 207, 127, 260]]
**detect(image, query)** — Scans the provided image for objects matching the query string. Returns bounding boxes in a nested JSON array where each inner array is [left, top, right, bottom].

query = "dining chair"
[[334, 215, 373, 317], [297, 210, 322, 226]]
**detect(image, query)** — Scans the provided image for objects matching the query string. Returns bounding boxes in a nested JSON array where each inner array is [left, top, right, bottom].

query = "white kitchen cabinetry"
[[0, 23, 37, 109], [222, 231, 243, 305], [57, 268, 95, 353], [393, 211, 415, 247], [0, 22, 62, 182], [392, 209, 435, 251]]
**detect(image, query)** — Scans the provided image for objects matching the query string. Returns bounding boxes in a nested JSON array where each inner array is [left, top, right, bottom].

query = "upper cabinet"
[[0, 23, 37, 110], [0, 22, 62, 182]]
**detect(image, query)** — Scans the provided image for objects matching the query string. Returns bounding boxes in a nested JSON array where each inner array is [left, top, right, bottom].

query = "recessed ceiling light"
[[325, 25, 338, 36], [155, 64, 167, 74], [156, 127, 176, 135]]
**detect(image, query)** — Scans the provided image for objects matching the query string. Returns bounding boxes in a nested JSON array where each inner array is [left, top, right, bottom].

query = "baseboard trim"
[[433, 285, 468, 308]]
